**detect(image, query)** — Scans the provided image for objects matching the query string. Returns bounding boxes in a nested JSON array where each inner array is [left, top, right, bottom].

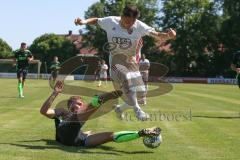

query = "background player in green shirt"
[[13, 42, 33, 98], [231, 50, 240, 88], [50, 56, 61, 83]]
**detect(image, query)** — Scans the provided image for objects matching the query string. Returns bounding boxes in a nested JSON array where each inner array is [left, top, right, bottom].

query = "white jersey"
[[100, 64, 108, 79], [97, 16, 155, 65], [139, 59, 150, 73]]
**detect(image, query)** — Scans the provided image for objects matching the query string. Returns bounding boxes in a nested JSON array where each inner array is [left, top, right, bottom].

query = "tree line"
[[0, 0, 239, 77]]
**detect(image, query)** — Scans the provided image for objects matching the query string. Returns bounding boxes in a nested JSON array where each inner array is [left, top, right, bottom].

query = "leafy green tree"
[[29, 34, 78, 72], [212, 0, 240, 77], [0, 38, 13, 58], [220, 0, 240, 54], [161, 0, 222, 76]]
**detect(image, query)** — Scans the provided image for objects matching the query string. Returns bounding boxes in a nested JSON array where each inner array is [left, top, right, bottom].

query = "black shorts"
[[17, 69, 28, 79], [51, 70, 59, 79], [54, 118, 86, 146]]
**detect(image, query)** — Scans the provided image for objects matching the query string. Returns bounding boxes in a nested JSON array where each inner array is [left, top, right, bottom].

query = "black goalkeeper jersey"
[[54, 115, 85, 146]]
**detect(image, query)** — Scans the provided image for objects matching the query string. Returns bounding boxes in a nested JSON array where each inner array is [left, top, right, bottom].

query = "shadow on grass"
[[0, 139, 154, 156], [193, 115, 240, 119], [0, 96, 17, 99]]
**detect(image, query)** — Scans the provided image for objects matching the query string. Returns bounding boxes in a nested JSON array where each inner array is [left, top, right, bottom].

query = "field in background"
[[0, 78, 239, 160]]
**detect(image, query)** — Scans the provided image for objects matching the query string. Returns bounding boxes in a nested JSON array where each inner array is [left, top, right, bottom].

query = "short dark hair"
[[122, 4, 140, 18], [21, 42, 26, 46]]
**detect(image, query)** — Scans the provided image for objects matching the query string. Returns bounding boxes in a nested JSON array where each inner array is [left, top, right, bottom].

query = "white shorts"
[[140, 71, 149, 82], [111, 64, 146, 93], [100, 72, 107, 79]]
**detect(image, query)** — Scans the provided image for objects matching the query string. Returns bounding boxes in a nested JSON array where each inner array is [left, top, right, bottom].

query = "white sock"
[[145, 84, 148, 94], [98, 80, 102, 86], [127, 91, 142, 113], [117, 103, 133, 112]]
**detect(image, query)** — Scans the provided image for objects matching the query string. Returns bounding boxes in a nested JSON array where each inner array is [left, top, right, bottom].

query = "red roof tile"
[[59, 32, 98, 55]]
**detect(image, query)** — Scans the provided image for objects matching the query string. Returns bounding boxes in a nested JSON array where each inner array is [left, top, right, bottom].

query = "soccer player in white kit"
[[98, 59, 108, 87], [74, 4, 176, 120], [139, 54, 150, 105]]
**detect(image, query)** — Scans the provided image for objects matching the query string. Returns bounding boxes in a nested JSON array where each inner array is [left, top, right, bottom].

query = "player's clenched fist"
[[74, 18, 87, 25], [54, 81, 63, 93], [167, 28, 176, 39]]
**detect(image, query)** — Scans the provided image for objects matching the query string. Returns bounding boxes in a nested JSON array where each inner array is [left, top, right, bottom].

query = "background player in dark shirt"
[[40, 81, 161, 147], [13, 42, 33, 98], [231, 50, 240, 88]]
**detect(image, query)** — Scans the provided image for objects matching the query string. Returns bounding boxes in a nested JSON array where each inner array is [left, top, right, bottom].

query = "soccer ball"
[[143, 134, 162, 149]]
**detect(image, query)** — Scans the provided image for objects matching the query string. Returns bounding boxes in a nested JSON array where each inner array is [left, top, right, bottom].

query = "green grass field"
[[0, 78, 239, 160]]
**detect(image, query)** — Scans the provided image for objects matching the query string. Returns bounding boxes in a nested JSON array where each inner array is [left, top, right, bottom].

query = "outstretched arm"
[[12, 51, 17, 67], [74, 17, 98, 26], [40, 81, 65, 119], [28, 55, 34, 62], [231, 64, 240, 74], [149, 28, 176, 43], [12, 58, 17, 67]]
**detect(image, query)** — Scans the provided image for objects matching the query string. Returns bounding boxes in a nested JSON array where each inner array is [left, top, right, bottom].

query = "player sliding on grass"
[[231, 50, 240, 88], [74, 4, 176, 120], [13, 42, 33, 98], [40, 81, 161, 147]]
